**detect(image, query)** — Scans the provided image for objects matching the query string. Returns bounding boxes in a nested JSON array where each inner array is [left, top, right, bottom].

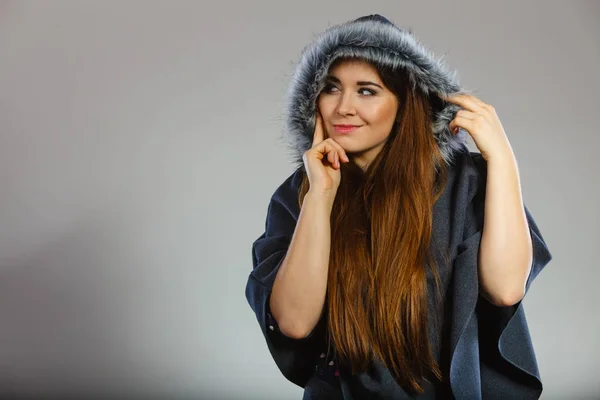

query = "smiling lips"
[[333, 124, 361, 134]]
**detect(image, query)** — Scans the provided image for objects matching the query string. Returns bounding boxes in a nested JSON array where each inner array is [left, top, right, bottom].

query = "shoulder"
[[272, 165, 305, 199], [267, 165, 306, 219], [466, 150, 487, 177], [447, 143, 486, 175], [444, 144, 488, 201]]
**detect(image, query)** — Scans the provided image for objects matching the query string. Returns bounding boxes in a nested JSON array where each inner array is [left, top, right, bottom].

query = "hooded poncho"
[[245, 13, 553, 400]]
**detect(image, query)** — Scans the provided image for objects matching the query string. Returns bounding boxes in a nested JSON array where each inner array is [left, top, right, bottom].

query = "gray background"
[[0, 0, 598, 399]]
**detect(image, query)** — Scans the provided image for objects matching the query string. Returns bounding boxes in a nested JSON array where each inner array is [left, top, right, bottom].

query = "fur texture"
[[282, 14, 472, 168]]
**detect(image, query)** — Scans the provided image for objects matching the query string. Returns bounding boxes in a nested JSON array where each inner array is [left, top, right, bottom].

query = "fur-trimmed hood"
[[283, 13, 471, 168]]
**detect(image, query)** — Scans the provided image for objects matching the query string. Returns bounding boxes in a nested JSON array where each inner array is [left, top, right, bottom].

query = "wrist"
[[304, 189, 336, 209]]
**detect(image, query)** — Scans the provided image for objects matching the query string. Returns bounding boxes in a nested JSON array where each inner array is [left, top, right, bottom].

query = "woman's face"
[[317, 59, 399, 170]]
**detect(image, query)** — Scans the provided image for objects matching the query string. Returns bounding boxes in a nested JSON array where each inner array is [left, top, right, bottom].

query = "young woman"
[[245, 14, 552, 400]]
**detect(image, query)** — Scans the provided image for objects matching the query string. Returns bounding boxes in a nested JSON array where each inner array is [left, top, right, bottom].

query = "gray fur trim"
[[281, 14, 471, 169]]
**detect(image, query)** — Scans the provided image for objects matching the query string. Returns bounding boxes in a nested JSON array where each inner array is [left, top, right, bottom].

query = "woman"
[[245, 14, 552, 399]]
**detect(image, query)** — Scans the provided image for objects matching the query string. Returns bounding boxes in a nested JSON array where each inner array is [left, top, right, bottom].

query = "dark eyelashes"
[[322, 83, 376, 96]]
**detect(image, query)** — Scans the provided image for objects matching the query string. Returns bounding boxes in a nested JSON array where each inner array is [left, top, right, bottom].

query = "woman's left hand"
[[442, 93, 515, 163]]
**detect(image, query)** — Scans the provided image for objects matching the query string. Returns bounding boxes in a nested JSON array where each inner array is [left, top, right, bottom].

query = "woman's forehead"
[[328, 60, 381, 81]]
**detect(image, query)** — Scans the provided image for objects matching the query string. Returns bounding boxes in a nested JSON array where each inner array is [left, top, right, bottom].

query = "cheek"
[[317, 97, 333, 115], [364, 103, 394, 126]]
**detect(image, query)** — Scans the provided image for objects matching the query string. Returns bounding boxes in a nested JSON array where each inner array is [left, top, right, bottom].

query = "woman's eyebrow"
[[326, 75, 383, 89]]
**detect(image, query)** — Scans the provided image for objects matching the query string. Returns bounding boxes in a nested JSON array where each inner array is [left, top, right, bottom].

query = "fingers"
[[329, 139, 349, 164], [309, 111, 349, 169], [326, 150, 335, 168], [311, 111, 325, 147], [320, 138, 349, 169], [326, 150, 340, 169], [443, 93, 489, 113]]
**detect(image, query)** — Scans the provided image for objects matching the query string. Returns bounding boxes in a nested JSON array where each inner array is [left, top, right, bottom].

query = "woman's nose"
[[336, 93, 356, 115]]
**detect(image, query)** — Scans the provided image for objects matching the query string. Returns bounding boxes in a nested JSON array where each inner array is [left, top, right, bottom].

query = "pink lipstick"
[[333, 125, 361, 134]]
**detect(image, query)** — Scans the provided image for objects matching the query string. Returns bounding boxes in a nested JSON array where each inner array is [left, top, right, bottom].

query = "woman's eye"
[[322, 84, 376, 96], [359, 88, 376, 96]]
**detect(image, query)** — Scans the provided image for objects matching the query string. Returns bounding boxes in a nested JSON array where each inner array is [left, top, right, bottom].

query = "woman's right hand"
[[302, 111, 350, 197]]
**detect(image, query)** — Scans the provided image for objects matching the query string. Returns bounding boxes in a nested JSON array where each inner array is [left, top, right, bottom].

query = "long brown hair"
[[298, 57, 451, 395]]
